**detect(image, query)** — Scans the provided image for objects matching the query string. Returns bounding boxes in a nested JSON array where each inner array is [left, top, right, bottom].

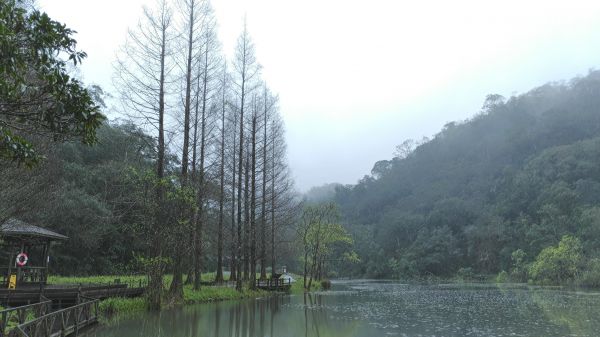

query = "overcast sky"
[[39, 0, 600, 191]]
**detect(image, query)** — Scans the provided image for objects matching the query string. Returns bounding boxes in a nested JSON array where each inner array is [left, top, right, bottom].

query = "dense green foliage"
[[296, 203, 356, 289], [529, 235, 582, 285], [0, 0, 104, 166], [330, 71, 600, 285], [0, 123, 158, 274]]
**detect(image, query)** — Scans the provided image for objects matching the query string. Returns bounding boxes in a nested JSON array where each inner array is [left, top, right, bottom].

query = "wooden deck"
[[0, 282, 146, 337], [0, 283, 145, 308]]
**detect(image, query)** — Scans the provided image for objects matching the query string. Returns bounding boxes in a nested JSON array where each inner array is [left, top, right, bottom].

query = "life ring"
[[16, 253, 28, 267]]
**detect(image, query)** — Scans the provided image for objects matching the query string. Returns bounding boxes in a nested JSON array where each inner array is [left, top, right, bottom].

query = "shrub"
[[320, 280, 332, 290], [496, 270, 509, 283], [576, 258, 600, 288], [529, 235, 583, 285], [456, 267, 475, 281], [99, 297, 147, 315], [509, 249, 528, 282]]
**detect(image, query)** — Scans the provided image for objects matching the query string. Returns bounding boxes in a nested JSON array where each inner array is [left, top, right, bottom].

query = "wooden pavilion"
[[0, 219, 68, 289]]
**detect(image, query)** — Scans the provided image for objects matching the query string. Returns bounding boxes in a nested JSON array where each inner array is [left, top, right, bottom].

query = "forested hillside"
[[1, 124, 160, 274], [332, 71, 600, 284]]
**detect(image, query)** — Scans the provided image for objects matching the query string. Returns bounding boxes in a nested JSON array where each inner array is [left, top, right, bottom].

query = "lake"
[[83, 280, 600, 337]]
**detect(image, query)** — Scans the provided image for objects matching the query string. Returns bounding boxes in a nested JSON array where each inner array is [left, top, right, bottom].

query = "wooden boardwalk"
[[0, 282, 146, 337], [0, 296, 98, 337], [0, 283, 145, 308], [0, 299, 52, 337]]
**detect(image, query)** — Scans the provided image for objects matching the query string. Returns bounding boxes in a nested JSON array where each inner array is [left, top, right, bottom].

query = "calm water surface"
[[83, 281, 600, 337]]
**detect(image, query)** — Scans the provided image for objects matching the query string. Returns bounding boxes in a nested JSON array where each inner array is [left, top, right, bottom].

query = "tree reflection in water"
[[83, 282, 599, 337]]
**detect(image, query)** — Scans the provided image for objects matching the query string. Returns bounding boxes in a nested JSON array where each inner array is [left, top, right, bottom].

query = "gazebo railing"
[[17, 268, 47, 285], [0, 268, 47, 287]]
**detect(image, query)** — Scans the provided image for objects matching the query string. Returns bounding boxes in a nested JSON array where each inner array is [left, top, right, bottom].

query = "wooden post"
[[6, 250, 13, 288], [16, 241, 24, 285], [42, 241, 49, 285]]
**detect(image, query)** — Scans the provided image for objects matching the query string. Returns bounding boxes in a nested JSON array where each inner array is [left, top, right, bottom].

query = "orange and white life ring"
[[16, 253, 28, 267]]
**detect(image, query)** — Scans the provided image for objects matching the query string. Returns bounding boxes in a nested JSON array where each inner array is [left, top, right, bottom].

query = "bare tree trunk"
[[270, 121, 276, 276], [303, 250, 309, 289], [243, 145, 250, 281], [169, 0, 196, 301], [152, 9, 169, 310], [193, 40, 210, 291], [215, 68, 227, 283], [235, 69, 245, 291], [250, 111, 257, 289], [187, 49, 201, 287], [260, 91, 268, 280], [113, 0, 174, 310], [230, 108, 238, 282], [233, 21, 260, 291]]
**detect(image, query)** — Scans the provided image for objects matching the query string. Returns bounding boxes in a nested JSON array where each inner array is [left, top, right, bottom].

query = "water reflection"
[[83, 282, 600, 337]]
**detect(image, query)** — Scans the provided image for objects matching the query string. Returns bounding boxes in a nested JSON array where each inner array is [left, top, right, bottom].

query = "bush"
[[529, 235, 583, 285], [496, 270, 509, 283], [456, 267, 475, 281], [576, 258, 600, 288], [509, 249, 528, 282], [320, 280, 332, 290], [99, 297, 147, 315]]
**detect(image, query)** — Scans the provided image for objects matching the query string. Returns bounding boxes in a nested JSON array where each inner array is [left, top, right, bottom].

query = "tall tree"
[[228, 96, 238, 282], [268, 109, 295, 275], [168, 0, 198, 300], [231, 20, 261, 290], [259, 86, 277, 279], [249, 95, 258, 289], [113, 0, 174, 309], [215, 65, 229, 283], [191, 1, 220, 290]]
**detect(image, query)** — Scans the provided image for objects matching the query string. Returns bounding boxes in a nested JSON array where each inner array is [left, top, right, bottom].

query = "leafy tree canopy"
[[0, 0, 105, 166]]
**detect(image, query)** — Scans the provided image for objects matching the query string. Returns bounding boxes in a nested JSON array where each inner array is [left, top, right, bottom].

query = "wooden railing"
[[256, 278, 292, 289], [0, 298, 52, 337], [14, 297, 99, 337]]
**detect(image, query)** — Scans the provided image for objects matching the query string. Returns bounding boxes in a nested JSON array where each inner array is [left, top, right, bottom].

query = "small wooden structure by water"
[[0, 219, 146, 306], [0, 219, 68, 289], [0, 219, 146, 336], [256, 276, 292, 291]]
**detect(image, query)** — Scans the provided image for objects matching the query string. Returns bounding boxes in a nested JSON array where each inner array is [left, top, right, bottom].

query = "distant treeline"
[[314, 71, 600, 286]]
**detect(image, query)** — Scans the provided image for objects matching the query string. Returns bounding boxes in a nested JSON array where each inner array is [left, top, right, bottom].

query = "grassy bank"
[[97, 285, 265, 319], [290, 274, 327, 293], [47, 274, 269, 319]]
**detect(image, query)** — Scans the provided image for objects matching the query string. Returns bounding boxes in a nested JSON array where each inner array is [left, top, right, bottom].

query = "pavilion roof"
[[0, 219, 68, 241]]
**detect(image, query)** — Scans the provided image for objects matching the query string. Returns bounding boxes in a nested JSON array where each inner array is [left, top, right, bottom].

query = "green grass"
[[48, 275, 146, 285], [48, 273, 218, 288], [47, 274, 271, 319], [183, 284, 265, 304], [99, 297, 147, 315], [290, 275, 323, 293]]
